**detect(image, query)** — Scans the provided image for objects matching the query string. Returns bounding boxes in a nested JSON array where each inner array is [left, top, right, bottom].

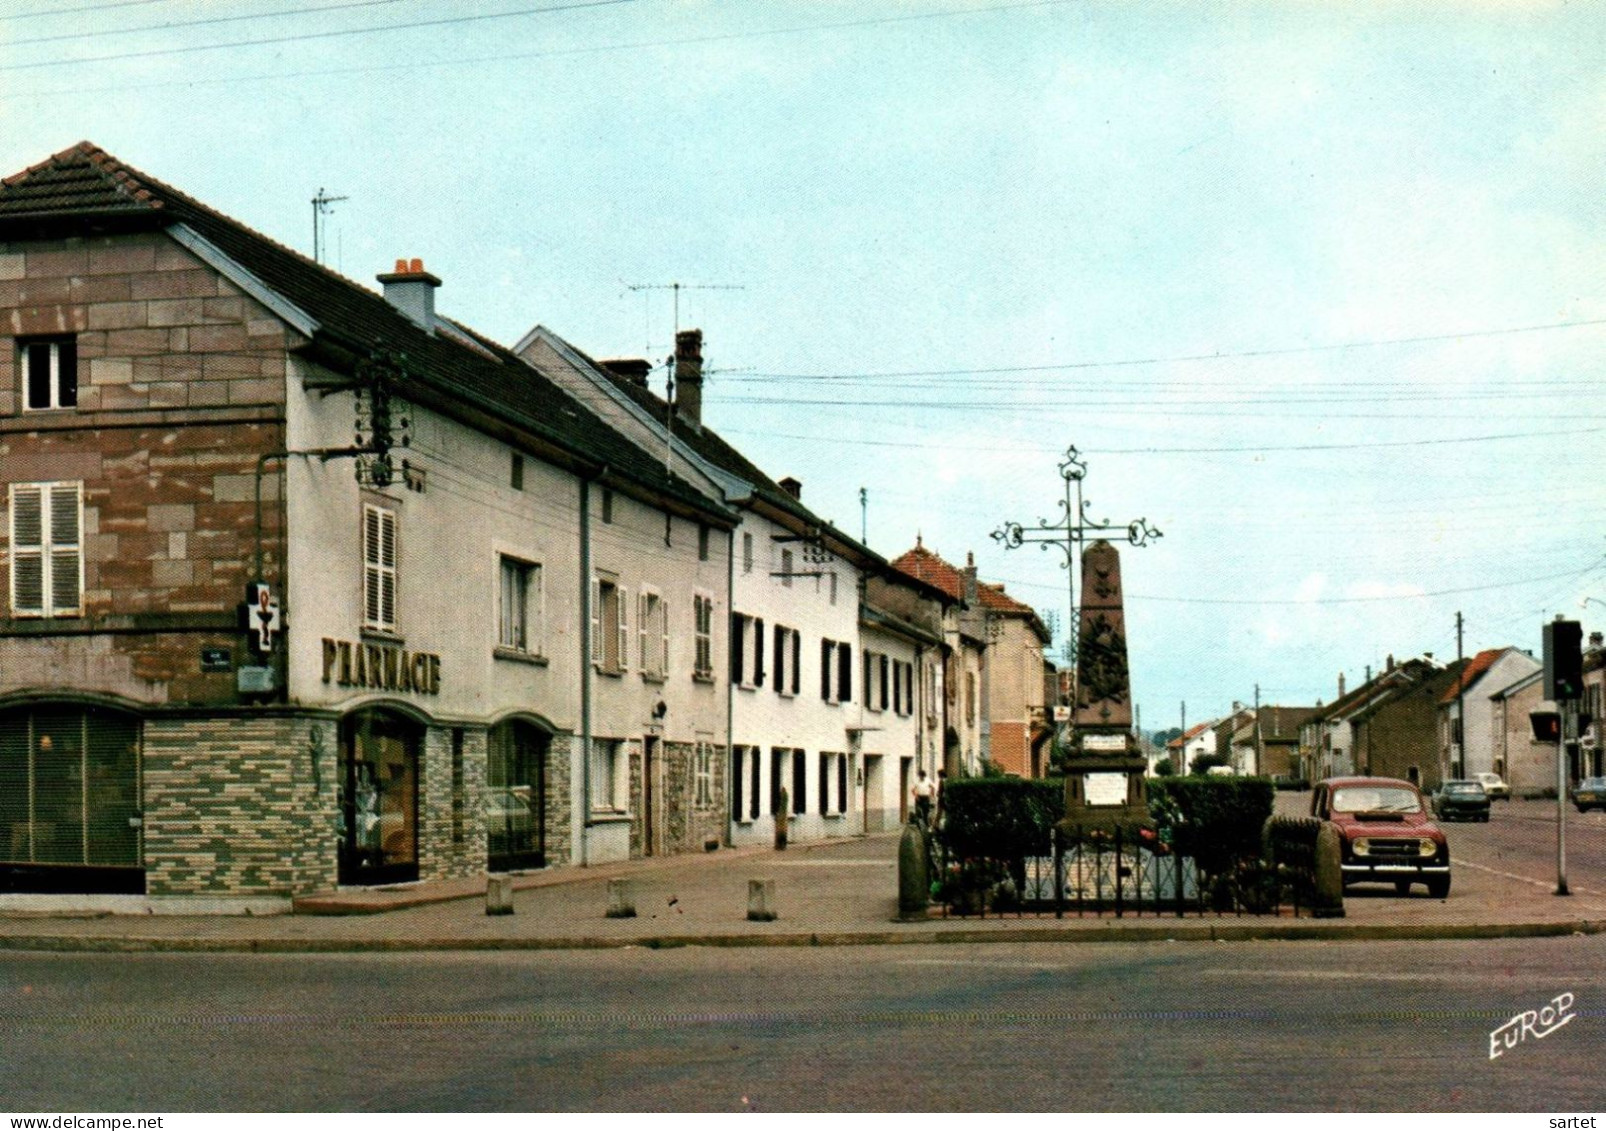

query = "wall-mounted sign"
[[1081, 733, 1127, 752], [1084, 772, 1129, 807], [238, 666, 276, 694], [245, 582, 280, 654], [322, 637, 441, 695], [200, 647, 233, 673]]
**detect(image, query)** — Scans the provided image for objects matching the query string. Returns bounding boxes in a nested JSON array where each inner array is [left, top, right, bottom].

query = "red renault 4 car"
[[1312, 776, 1451, 898]]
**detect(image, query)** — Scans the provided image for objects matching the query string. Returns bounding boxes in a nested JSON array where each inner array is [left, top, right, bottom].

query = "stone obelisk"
[[1060, 539, 1149, 833]]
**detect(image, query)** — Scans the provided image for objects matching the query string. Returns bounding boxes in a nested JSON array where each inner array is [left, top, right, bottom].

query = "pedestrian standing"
[[912, 770, 935, 826]]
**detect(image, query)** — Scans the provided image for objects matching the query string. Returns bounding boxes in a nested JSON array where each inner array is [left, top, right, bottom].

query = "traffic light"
[[1531, 711, 1561, 742], [1543, 619, 1583, 701]]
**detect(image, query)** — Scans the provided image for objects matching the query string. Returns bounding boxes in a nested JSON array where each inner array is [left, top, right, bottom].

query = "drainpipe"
[[725, 525, 736, 847], [577, 472, 599, 867]]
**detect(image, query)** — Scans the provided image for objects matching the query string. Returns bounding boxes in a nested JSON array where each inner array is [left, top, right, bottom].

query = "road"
[[1440, 797, 1606, 895], [2, 937, 1600, 1112]]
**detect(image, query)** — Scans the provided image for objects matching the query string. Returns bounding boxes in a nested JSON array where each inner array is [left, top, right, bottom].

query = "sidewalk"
[[3, 831, 1606, 953]]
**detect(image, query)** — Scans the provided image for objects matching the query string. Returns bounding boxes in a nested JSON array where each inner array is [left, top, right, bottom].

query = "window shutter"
[[754, 618, 765, 688], [58, 338, 77, 406], [819, 756, 828, 815], [791, 630, 801, 695], [378, 508, 396, 629], [10, 485, 44, 614], [773, 625, 784, 695], [838, 754, 848, 814], [821, 640, 832, 700], [48, 483, 80, 614], [637, 591, 648, 671], [880, 654, 889, 711], [591, 579, 603, 667], [749, 752, 760, 820], [863, 650, 871, 707], [839, 644, 852, 704], [730, 614, 745, 684], [617, 587, 629, 670], [660, 597, 670, 676]]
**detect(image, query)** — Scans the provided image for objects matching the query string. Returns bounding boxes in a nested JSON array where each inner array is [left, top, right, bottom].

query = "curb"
[[1, 918, 1602, 954]]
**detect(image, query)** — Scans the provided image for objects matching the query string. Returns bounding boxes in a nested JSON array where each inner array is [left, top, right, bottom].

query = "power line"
[[11, 0, 1079, 96], [2, 0, 173, 22], [723, 316, 1606, 382], [1126, 565, 1603, 607], [5, 0, 410, 47], [0, 0, 642, 73]]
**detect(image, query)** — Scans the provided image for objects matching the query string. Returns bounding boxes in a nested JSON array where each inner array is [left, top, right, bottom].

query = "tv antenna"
[[311, 187, 349, 265], [621, 280, 744, 351]]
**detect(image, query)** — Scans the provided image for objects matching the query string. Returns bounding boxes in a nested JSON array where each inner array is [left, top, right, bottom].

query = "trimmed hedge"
[[1148, 776, 1276, 873], [939, 777, 1063, 859]]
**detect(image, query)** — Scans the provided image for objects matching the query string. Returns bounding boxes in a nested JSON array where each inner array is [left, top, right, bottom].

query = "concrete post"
[[605, 877, 637, 919], [898, 820, 930, 918], [747, 878, 778, 922], [1312, 821, 1345, 919], [485, 873, 514, 916]]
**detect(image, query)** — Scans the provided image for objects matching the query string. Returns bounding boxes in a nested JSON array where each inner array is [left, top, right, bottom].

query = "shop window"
[[338, 709, 420, 886], [0, 704, 143, 894], [488, 719, 548, 871]]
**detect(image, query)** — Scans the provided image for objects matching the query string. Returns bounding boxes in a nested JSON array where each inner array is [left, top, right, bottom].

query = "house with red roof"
[[1437, 647, 1540, 780]]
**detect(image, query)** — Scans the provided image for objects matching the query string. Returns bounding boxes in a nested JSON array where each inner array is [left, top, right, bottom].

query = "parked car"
[[1431, 779, 1491, 822], [1474, 772, 1511, 800], [1571, 776, 1606, 813], [1312, 776, 1451, 897]]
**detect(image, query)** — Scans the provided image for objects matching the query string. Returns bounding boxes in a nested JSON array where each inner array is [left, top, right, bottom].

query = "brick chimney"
[[963, 551, 979, 606], [674, 328, 703, 430], [377, 258, 440, 332], [600, 358, 652, 389], [1337, 672, 1346, 699], [779, 476, 801, 500]]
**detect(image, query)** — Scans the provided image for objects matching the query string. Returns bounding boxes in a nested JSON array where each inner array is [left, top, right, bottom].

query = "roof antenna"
[[621, 280, 744, 350], [312, 187, 348, 265]]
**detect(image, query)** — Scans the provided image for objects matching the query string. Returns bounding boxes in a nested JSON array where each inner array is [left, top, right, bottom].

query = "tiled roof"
[[1439, 649, 1505, 705], [890, 541, 1049, 640], [0, 143, 729, 522]]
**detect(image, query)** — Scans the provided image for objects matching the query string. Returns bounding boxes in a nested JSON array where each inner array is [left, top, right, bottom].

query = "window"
[[600, 488, 614, 524], [362, 504, 398, 633], [895, 660, 915, 716], [8, 482, 81, 618], [20, 336, 77, 411], [510, 452, 524, 490], [591, 576, 628, 674], [695, 741, 714, 807], [781, 549, 794, 588], [829, 572, 838, 605], [742, 532, 753, 574], [792, 749, 807, 815], [773, 625, 801, 696], [590, 738, 627, 813], [731, 746, 748, 822], [818, 752, 849, 816], [731, 613, 765, 688], [698, 524, 710, 562], [862, 650, 889, 712], [450, 728, 465, 845], [498, 556, 541, 654], [821, 639, 852, 704], [879, 654, 890, 712], [965, 671, 977, 725], [637, 589, 669, 678], [694, 592, 715, 679]]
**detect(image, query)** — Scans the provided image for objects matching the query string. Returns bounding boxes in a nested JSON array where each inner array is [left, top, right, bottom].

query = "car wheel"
[[1427, 875, 1451, 899]]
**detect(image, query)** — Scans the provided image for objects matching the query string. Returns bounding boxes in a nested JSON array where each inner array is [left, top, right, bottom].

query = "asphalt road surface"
[[1438, 797, 1606, 895], [2, 936, 1600, 1112]]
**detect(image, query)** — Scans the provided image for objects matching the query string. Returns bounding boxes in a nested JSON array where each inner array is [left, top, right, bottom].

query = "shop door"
[[642, 735, 660, 857], [0, 705, 144, 894], [339, 711, 419, 886], [487, 720, 548, 872]]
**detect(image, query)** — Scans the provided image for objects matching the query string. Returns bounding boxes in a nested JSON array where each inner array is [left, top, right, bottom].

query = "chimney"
[[1386, 654, 1395, 672], [674, 328, 704, 430], [1337, 672, 1346, 699], [377, 257, 440, 332], [1591, 632, 1604, 649], [963, 551, 979, 605], [600, 358, 652, 389], [779, 476, 802, 500]]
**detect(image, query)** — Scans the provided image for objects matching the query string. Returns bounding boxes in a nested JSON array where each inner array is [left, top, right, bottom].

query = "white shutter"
[[590, 578, 602, 667], [48, 483, 80, 615], [660, 597, 670, 677], [637, 591, 648, 671], [617, 586, 629, 672], [379, 508, 397, 630], [9, 485, 44, 614]]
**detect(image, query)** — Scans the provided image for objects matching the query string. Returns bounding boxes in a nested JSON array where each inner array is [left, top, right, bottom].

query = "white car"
[[1474, 772, 1511, 801]]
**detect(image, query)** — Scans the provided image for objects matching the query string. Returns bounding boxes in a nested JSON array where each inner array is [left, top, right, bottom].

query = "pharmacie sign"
[[322, 637, 441, 695]]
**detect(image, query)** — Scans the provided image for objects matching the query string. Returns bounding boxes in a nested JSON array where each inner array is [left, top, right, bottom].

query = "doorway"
[[487, 719, 548, 872], [863, 755, 883, 833], [642, 735, 661, 857], [339, 709, 420, 886], [899, 757, 913, 824]]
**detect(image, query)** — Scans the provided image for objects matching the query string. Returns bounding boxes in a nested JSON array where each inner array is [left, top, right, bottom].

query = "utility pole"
[[311, 188, 348, 265], [991, 444, 1161, 749], [859, 487, 867, 544], [1253, 682, 1262, 777], [1179, 701, 1186, 774], [1455, 611, 1465, 779]]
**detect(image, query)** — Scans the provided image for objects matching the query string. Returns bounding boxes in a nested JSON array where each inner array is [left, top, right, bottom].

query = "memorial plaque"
[[1082, 733, 1127, 751], [1084, 772, 1128, 807]]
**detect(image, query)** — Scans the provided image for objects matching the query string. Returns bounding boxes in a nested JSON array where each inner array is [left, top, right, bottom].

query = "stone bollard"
[[485, 873, 514, 917], [605, 877, 637, 919], [747, 878, 778, 922], [898, 820, 930, 919], [1312, 821, 1345, 919]]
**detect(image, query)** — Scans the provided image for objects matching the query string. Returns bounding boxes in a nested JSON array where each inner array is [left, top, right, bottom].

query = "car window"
[[1331, 786, 1421, 813]]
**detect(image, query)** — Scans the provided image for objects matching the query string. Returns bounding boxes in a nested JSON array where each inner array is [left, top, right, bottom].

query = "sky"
[[4, 0, 1604, 731]]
